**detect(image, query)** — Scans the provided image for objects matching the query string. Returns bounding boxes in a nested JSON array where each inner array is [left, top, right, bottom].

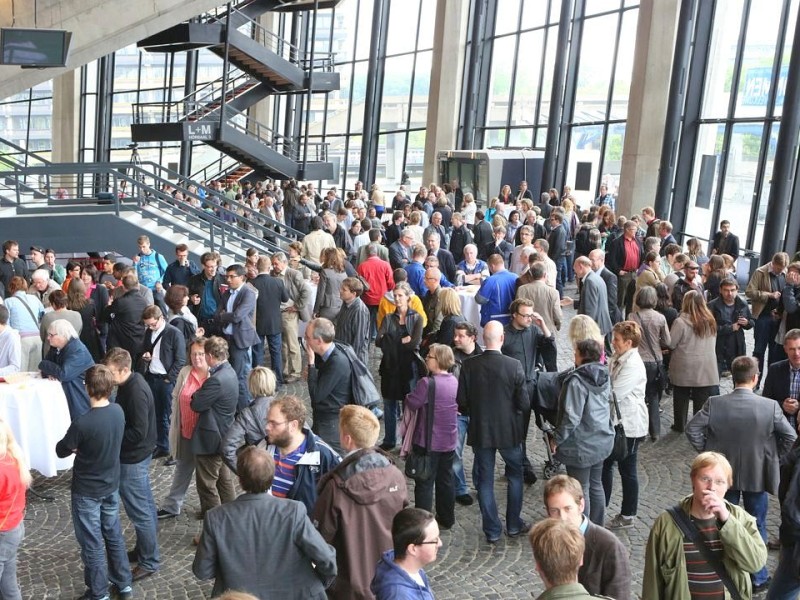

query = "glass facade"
[[0, 82, 53, 160]]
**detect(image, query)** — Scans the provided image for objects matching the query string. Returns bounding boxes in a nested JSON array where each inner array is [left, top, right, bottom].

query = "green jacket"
[[537, 583, 610, 599], [642, 495, 767, 600]]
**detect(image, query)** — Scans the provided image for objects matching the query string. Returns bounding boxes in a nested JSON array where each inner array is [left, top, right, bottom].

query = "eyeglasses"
[[697, 475, 728, 487], [266, 420, 288, 428], [226, 274, 242, 279], [516, 313, 534, 319], [416, 538, 440, 546]]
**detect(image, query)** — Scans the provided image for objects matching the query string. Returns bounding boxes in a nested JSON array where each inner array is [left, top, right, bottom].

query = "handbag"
[[608, 391, 628, 462], [634, 313, 668, 392], [667, 505, 745, 600], [404, 376, 436, 482]]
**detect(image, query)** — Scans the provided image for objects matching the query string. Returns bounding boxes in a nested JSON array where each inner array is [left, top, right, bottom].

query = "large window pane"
[[701, 0, 746, 119], [495, 0, 521, 36], [752, 123, 780, 252], [510, 30, 544, 127], [735, 0, 784, 119], [685, 124, 726, 242], [585, 0, 624, 16], [609, 10, 637, 120], [716, 123, 764, 245], [380, 55, 413, 132], [486, 36, 515, 128], [573, 14, 618, 122], [386, 0, 420, 56]]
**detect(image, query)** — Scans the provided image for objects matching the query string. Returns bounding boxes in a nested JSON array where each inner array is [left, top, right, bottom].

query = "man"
[[334, 277, 371, 367], [546, 213, 568, 297], [457, 321, 528, 543], [509, 226, 535, 276], [305, 318, 353, 454], [271, 252, 310, 383], [747, 252, 788, 382], [385, 210, 405, 248], [763, 328, 800, 430], [0, 305, 21, 376], [641, 206, 659, 238], [324, 211, 351, 254], [250, 256, 288, 386], [516, 263, 561, 371], [708, 278, 754, 376], [502, 298, 554, 484], [516, 180, 533, 202], [605, 220, 643, 313], [27, 268, 60, 308], [476, 254, 518, 327], [421, 267, 445, 338], [0, 240, 28, 298], [188, 252, 226, 337], [389, 229, 415, 271], [140, 305, 186, 462], [190, 336, 238, 517], [657, 221, 677, 255], [56, 365, 133, 600], [193, 446, 337, 599], [215, 264, 259, 409], [712, 219, 740, 257], [104, 272, 148, 359], [302, 216, 337, 264], [473, 210, 494, 254], [162, 243, 200, 288], [108, 264, 155, 305], [423, 211, 447, 247], [528, 520, 609, 600], [686, 356, 796, 592], [671, 260, 705, 310], [448, 212, 473, 264], [103, 348, 161, 581], [133, 235, 168, 296], [356, 230, 390, 266], [28, 245, 48, 276], [543, 475, 631, 599], [457, 243, 489, 285], [451, 322, 482, 506], [312, 405, 407, 600], [352, 218, 372, 257], [404, 244, 429, 297], [425, 232, 456, 285], [357, 243, 395, 339], [264, 395, 340, 513], [39, 319, 95, 420], [483, 226, 514, 268], [593, 184, 615, 211], [663, 252, 688, 296], [532, 239, 558, 289], [588, 249, 621, 325], [573, 256, 613, 337]]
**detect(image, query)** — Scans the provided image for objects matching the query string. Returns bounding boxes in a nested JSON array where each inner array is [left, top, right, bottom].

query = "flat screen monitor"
[[0, 28, 72, 68]]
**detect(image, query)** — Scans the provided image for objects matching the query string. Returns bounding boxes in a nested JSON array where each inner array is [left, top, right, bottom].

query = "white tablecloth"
[[457, 286, 484, 345], [0, 379, 74, 477]]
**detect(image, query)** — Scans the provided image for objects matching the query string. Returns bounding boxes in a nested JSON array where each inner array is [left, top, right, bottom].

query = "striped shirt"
[[271, 438, 307, 498], [684, 515, 724, 600]]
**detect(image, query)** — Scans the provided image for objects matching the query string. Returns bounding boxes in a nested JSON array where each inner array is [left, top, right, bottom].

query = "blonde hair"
[[438, 288, 462, 317], [248, 366, 277, 398], [0, 420, 31, 488], [339, 405, 380, 448], [528, 519, 584, 586], [690, 451, 733, 486], [568, 315, 603, 348]]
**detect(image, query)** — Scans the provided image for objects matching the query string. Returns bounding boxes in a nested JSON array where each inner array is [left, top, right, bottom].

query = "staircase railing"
[[189, 154, 241, 184]]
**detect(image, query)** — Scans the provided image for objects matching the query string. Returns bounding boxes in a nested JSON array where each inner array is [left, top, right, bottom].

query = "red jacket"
[[357, 256, 394, 306]]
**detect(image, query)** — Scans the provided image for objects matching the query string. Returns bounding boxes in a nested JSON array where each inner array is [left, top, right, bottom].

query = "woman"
[[159, 336, 209, 519], [505, 210, 521, 244], [654, 282, 679, 329], [602, 321, 649, 530], [0, 418, 31, 600], [434, 288, 465, 347], [221, 366, 277, 474], [498, 185, 513, 205], [484, 197, 499, 223], [164, 284, 201, 343], [39, 289, 82, 357], [376, 283, 423, 451], [685, 238, 706, 263], [370, 183, 386, 218], [562, 198, 579, 282], [460, 193, 477, 227], [66, 279, 103, 362], [667, 291, 719, 432], [61, 261, 82, 293], [404, 344, 458, 529], [80, 264, 109, 351], [568, 314, 606, 363], [314, 247, 348, 320], [703, 254, 727, 302], [599, 210, 619, 248], [287, 242, 312, 279], [631, 286, 671, 441], [405, 211, 425, 246], [635, 251, 665, 292], [4, 276, 44, 371], [643, 452, 766, 600]]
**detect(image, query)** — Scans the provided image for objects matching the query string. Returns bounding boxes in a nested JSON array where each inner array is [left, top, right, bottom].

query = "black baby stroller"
[[532, 369, 572, 479]]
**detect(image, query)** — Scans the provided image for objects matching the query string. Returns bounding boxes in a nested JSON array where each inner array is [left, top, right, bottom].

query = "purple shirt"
[[405, 373, 458, 452]]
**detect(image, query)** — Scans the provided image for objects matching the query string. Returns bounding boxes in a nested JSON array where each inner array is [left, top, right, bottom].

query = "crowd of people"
[[0, 175, 800, 599]]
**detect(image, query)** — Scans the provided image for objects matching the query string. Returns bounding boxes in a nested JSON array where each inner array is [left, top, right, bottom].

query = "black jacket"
[[308, 344, 353, 416], [251, 273, 289, 336], [763, 360, 797, 426], [0, 257, 28, 298], [140, 322, 186, 384], [473, 220, 494, 256], [104, 288, 148, 358], [190, 361, 239, 455], [449, 225, 473, 263], [547, 225, 567, 260], [434, 248, 457, 284], [483, 240, 513, 268], [116, 372, 157, 464], [708, 295, 754, 363], [606, 235, 643, 275], [188, 271, 226, 322]]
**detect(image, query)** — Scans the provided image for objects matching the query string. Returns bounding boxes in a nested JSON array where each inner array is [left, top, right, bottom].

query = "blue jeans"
[[602, 437, 643, 516], [567, 461, 606, 525], [725, 489, 769, 586], [565, 251, 575, 281], [767, 545, 800, 600], [119, 456, 160, 572], [146, 374, 174, 454], [251, 333, 284, 385], [554, 257, 567, 298], [228, 343, 253, 410], [382, 398, 400, 447], [754, 313, 786, 381], [473, 445, 524, 540], [0, 521, 23, 600], [452, 415, 470, 496], [71, 491, 132, 599]]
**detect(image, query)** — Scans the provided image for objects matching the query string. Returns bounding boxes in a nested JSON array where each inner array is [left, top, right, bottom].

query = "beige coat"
[[746, 263, 781, 318], [666, 315, 719, 387], [516, 280, 562, 332]]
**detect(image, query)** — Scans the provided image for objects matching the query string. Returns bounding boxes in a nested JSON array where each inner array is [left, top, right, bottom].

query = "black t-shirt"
[[56, 403, 125, 498]]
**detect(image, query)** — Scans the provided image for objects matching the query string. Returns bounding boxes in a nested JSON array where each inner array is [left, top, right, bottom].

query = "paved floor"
[[17, 284, 779, 599]]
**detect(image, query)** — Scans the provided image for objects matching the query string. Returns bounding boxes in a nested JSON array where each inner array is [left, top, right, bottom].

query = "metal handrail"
[[189, 154, 241, 184], [181, 68, 253, 114], [0, 136, 52, 169]]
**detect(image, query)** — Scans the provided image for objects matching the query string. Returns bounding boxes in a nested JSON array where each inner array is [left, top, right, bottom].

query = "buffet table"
[[457, 285, 484, 344], [0, 378, 74, 477]]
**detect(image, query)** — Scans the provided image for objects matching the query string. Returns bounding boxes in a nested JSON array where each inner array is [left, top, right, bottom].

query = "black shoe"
[[752, 577, 771, 593], [436, 519, 454, 530], [455, 494, 474, 506], [152, 449, 169, 459], [163, 456, 177, 466], [507, 522, 532, 538], [486, 536, 500, 545], [131, 565, 156, 582], [156, 509, 177, 520], [378, 441, 396, 451], [127, 549, 138, 563], [523, 470, 538, 485], [670, 425, 684, 433]]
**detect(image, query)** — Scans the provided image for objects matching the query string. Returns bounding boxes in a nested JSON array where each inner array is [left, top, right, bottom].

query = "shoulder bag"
[[404, 376, 437, 482], [634, 312, 668, 392], [608, 391, 628, 462], [666, 505, 744, 600]]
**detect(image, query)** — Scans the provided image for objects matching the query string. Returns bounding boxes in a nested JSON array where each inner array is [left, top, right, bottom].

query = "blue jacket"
[[371, 550, 434, 600], [39, 337, 95, 421], [267, 427, 340, 514], [476, 269, 518, 326]]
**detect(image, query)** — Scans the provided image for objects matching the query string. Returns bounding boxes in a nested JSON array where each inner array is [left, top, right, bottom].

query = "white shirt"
[[149, 320, 168, 375], [224, 288, 239, 336]]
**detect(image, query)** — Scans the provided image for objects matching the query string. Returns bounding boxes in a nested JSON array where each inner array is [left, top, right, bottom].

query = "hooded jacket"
[[553, 362, 615, 468], [311, 448, 408, 600], [371, 550, 434, 600]]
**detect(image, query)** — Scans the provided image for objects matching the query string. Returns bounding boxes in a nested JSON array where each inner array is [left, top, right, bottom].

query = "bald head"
[[483, 321, 505, 350], [588, 249, 605, 271], [424, 267, 441, 293]]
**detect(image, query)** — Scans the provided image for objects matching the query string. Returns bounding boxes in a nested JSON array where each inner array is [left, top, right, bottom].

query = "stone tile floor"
[[17, 284, 779, 599]]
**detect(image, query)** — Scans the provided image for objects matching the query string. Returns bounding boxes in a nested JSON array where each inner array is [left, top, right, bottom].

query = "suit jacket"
[[190, 361, 239, 455], [104, 288, 148, 358], [763, 360, 797, 425], [598, 267, 621, 324], [141, 323, 186, 383], [251, 273, 288, 336], [434, 248, 457, 283], [275, 267, 312, 322], [581, 522, 632, 600], [457, 350, 527, 448], [606, 235, 643, 275], [578, 270, 612, 335], [216, 284, 260, 349], [483, 240, 513, 268], [193, 492, 337, 599], [516, 280, 562, 332], [686, 387, 796, 494], [473, 220, 495, 257], [712, 231, 740, 257], [388, 241, 411, 270]]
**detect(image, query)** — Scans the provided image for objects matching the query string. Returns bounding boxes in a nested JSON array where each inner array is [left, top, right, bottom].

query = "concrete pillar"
[[617, 0, 681, 218], [51, 69, 80, 163], [422, 0, 470, 184]]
